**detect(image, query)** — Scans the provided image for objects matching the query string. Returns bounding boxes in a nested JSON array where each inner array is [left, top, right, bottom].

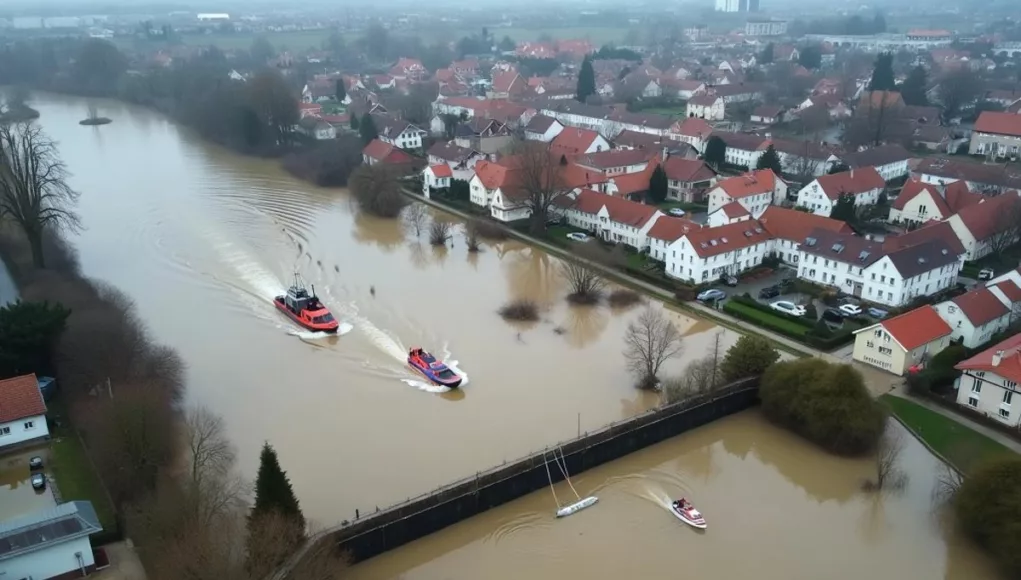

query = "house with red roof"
[[0, 374, 49, 448], [468, 155, 607, 222], [954, 333, 1021, 425], [662, 219, 774, 283], [672, 117, 713, 151], [757, 206, 852, 264], [707, 201, 753, 227], [945, 194, 1021, 260], [853, 306, 953, 375], [686, 94, 725, 121], [422, 164, 453, 198], [524, 115, 565, 143], [488, 72, 530, 99], [934, 286, 1012, 348], [969, 111, 1021, 158], [706, 169, 788, 218], [362, 139, 416, 167], [389, 57, 428, 80], [662, 157, 718, 202], [564, 189, 665, 250], [795, 167, 886, 217], [549, 128, 611, 157], [887, 178, 982, 226]]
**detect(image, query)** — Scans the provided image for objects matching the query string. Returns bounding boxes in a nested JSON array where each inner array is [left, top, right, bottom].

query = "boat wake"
[[483, 511, 547, 545], [288, 322, 354, 343], [207, 231, 283, 300]]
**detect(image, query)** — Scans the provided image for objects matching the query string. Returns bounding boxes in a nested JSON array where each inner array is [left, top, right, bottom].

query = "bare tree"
[[184, 405, 246, 526], [986, 196, 1021, 258], [663, 355, 719, 403], [505, 141, 573, 234], [560, 258, 606, 304], [255, 513, 350, 580], [463, 220, 481, 252], [429, 220, 451, 245], [403, 202, 428, 238], [936, 68, 983, 122], [623, 306, 683, 389], [783, 135, 823, 183], [864, 428, 908, 492], [0, 122, 81, 267], [932, 462, 965, 506]]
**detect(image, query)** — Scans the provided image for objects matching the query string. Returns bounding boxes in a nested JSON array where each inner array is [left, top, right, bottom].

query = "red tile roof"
[[428, 164, 452, 178], [0, 374, 46, 423], [956, 333, 1021, 384], [884, 221, 966, 257], [757, 206, 852, 241], [647, 216, 702, 241], [550, 128, 605, 156], [683, 220, 772, 258], [951, 286, 1009, 326], [876, 306, 952, 351], [677, 117, 713, 139], [953, 194, 1021, 241], [570, 189, 661, 227], [974, 111, 1021, 138], [363, 139, 414, 164], [715, 169, 780, 199], [574, 148, 654, 170], [719, 201, 750, 218], [992, 280, 1021, 303], [814, 167, 885, 201], [662, 157, 716, 183], [473, 159, 516, 190], [609, 158, 661, 197]]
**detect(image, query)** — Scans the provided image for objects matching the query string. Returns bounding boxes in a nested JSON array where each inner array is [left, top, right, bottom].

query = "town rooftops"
[[689, 94, 722, 106], [974, 111, 1021, 138], [711, 131, 770, 152], [857, 305, 952, 351], [813, 167, 885, 200], [647, 216, 702, 242], [914, 158, 1021, 191], [574, 148, 654, 170], [991, 279, 1021, 303], [800, 228, 885, 267], [662, 157, 717, 183], [613, 130, 693, 156], [473, 159, 517, 190], [0, 501, 102, 562], [427, 164, 452, 178], [677, 117, 713, 139], [884, 237, 960, 279], [956, 333, 1021, 384], [570, 189, 661, 227], [757, 206, 852, 242], [719, 201, 751, 218], [363, 139, 414, 164], [949, 286, 1009, 326], [0, 374, 46, 423], [427, 141, 479, 162], [884, 220, 966, 257], [952, 194, 1021, 241], [840, 144, 913, 169], [550, 128, 605, 156], [891, 178, 982, 215], [716, 169, 780, 199], [683, 219, 772, 258], [524, 114, 558, 133], [752, 105, 783, 119]]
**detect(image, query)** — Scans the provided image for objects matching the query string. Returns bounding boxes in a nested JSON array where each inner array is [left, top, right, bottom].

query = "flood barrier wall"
[[326, 379, 759, 563]]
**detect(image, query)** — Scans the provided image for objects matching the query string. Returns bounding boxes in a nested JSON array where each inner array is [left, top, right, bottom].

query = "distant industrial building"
[[716, 0, 760, 13], [745, 19, 787, 36], [197, 13, 231, 21]]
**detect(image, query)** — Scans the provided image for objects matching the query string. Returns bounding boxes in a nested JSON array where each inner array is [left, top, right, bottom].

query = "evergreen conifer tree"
[[576, 57, 596, 103], [359, 112, 379, 144], [755, 144, 783, 175], [251, 442, 305, 529]]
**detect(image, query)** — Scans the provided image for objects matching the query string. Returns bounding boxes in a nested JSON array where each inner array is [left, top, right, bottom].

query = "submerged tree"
[[623, 307, 683, 390], [0, 122, 81, 267]]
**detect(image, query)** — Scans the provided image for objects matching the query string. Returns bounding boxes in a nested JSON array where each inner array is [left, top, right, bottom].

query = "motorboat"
[[670, 498, 707, 530], [273, 274, 340, 333], [556, 496, 599, 518], [408, 348, 462, 388]]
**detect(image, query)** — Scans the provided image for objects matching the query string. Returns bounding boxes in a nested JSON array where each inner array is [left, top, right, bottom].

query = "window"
[[1000, 408, 1010, 419], [878, 346, 893, 355], [866, 341, 875, 348], [23, 421, 33, 429], [1006, 380, 1018, 390], [1004, 391, 1013, 405], [0, 426, 8, 435], [969, 397, 979, 408], [972, 378, 982, 394]]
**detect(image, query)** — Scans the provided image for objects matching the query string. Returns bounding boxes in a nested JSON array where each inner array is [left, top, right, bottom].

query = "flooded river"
[[27, 94, 1001, 579]]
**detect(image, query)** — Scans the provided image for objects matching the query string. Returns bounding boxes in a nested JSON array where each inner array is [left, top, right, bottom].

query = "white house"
[[686, 95, 725, 121], [706, 169, 787, 218], [840, 144, 914, 182], [297, 117, 336, 140], [0, 374, 48, 449], [852, 306, 952, 376], [795, 168, 886, 217], [713, 132, 771, 168], [757, 206, 853, 265], [750, 105, 783, 125], [955, 334, 1021, 426], [707, 202, 752, 227], [550, 128, 612, 156], [662, 157, 718, 203], [0, 501, 104, 579], [374, 115, 428, 150], [934, 286, 1011, 348], [658, 219, 774, 283], [422, 164, 453, 198], [797, 230, 961, 307], [564, 189, 664, 250], [887, 178, 982, 225], [469, 160, 510, 209], [946, 194, 1021, 261], [524, 115, 564, 142]]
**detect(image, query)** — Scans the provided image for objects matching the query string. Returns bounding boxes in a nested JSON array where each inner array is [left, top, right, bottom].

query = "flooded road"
[[30, 93, 740, 523], [349, 412, 1001, 580]]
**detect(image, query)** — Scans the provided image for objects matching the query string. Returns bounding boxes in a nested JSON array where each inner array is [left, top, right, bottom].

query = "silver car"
[[697, 289, 727, 302]]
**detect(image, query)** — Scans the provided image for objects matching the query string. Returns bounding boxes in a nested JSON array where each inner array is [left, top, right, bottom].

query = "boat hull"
[[556, 496, 598, 518], [273, 298, 339, 333], [408, 352, 462, 388], [670, 505, 707, 529]]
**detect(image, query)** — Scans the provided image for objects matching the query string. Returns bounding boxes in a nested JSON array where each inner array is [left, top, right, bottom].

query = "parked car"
[[777, 277, 794, 290], [720, 275, 738, 287], [697, 289, 727, 303], [566, 232, 591, 242], [838, 304, 863, 317], [867, 307, 889, 319], [28, 456, 43, 470], [822, 308, 845, 325], [668, 208, 687, 217], [758, 285, 781, 299], [31, 473, 46, 491], [770, 300, 806, 317], [978, 268, 995, 280]]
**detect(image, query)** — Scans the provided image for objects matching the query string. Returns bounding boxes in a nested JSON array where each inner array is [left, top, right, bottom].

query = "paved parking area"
[[716, 267, 830, 322], [0, 445, 56, 520]]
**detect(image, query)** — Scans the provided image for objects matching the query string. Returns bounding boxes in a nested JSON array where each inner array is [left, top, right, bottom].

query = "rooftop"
[[0, 501, 102, 562], [862, 305, 952, 351], [956, 333, 1021, 384], [683, 220, 772, 258], [948, 286, 1009, 327], [0, 374, 46, 423]]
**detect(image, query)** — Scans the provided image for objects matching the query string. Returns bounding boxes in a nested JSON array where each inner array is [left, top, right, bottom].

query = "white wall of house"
[[778, 153, 837, 178], [853, 326, 948, 376], [489, 191, 530, 222], [796, 181, 883, 217], [0, 413, 48, 447], [422, 169, 451, 198], [707, 209, 751, 228], [957, 369, 1021, 426], [707, 187, 775, 218], [665, 237, 771, 284], [686, 99, 725, 121], [469, 175, 496, 208], [378, 127, 425, 151], [798, 252, 959, 307], [564, 207, 663, 250], [525, 121, 565, 142], [933, 301, 1011, 348], [1, 536, 95, 580], [771, 237, 802, 265], [874, 159, 910, 182], [946, 214, 988, 261], [887, 189, 942, 224], [723, 147, 765, 169]]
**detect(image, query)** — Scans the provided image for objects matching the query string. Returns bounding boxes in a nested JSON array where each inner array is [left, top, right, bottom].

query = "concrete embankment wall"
[[327, 380, 759, 563]]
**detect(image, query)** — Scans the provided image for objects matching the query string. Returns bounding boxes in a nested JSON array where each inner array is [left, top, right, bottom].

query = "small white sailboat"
[[543, 447, 598, 518], [670, 498, 707, 530]]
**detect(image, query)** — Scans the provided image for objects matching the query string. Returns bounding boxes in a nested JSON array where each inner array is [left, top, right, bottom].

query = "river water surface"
[[28, 93, 1002, 579]]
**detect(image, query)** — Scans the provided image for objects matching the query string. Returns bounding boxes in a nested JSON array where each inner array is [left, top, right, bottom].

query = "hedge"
[[723, 300, 811, 338]]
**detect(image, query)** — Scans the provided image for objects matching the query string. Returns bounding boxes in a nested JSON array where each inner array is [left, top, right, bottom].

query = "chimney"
[[993, 350, 1004, 367]]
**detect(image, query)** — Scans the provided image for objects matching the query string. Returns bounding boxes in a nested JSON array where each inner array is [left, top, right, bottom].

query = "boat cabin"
[[284, 284, 321, 314]]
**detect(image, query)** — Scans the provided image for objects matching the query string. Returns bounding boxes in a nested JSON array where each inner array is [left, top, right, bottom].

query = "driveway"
[[725, 267, 827, 322], [0, 445, 56, 520], [91, 541, 148, 580]]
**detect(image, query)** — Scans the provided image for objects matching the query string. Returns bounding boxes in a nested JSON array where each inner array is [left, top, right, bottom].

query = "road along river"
[[31, 93, 739, 523]]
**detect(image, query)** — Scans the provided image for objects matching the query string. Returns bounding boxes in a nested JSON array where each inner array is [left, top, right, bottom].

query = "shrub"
[[463, 221, 481, 252], [720, 334, 779, 382], [281, 134, 363, 186], [803, 303, 818, 320], [608, 289, 642, 308], [350, 165, 408, 218], [499, 299, 540, 322], [429, 221, 452, 246], [954, 456, 1021, 577], [760, 359, 886, 455]]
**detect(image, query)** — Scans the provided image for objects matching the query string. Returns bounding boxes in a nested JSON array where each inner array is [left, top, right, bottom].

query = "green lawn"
[[640, 106, 687, 117], [49, 419, 117, 530], [880, 394, 1016, 473], [723, 300, 811, 337]]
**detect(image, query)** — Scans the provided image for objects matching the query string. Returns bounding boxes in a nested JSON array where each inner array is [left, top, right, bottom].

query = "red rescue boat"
[[670, 498, 707, 530], [408, 348, 462, 388], [273, 274, 340, 333]]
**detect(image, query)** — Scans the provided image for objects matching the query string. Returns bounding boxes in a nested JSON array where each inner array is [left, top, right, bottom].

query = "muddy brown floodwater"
[[31, 93, 1001, 580]]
